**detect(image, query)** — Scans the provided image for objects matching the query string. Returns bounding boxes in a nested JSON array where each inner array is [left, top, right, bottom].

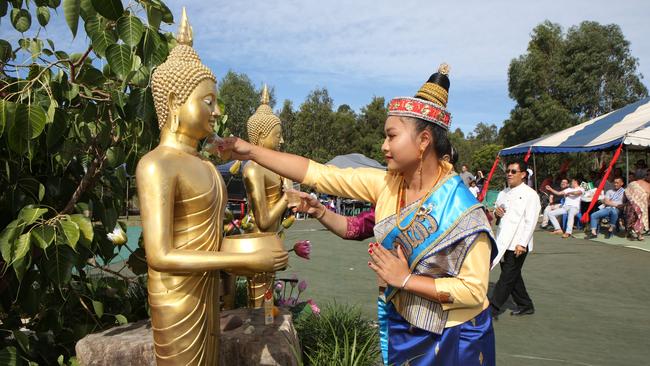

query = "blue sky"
[[2, 0, 649, 133]]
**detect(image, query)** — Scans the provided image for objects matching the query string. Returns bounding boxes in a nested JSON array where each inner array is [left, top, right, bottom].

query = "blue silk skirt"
[[378, 299, 495, 366]]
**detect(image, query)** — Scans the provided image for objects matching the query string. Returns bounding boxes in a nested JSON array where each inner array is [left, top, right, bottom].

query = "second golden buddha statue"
[[242, 86, 289, 307]]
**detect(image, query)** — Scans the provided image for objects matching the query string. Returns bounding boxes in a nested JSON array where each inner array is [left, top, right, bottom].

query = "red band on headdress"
[[388, 97, 451, 130]]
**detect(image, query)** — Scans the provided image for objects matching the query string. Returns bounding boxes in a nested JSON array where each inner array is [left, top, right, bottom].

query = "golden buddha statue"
[[241, 85, 289, 307], [136, 8, 288, 365]]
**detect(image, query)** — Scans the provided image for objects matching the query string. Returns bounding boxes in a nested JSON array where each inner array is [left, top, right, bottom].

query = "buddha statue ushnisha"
[[241, 85, 289, 307], [136, 8, 288, 365]]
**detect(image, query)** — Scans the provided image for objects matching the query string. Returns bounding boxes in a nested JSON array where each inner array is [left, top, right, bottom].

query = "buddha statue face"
[[168, 79, 221, 140], [258, 124, 283, 150]]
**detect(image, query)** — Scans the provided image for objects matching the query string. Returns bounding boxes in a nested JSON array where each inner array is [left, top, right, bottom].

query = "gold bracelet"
[[400, 273, 413, 290]]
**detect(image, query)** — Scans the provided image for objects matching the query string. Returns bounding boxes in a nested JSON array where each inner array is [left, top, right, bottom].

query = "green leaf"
[[0, 219, 25, 263], [43, 245, 76, 286], [38, 183, 45, 201], [117, 14, 144, 47], [11, 232, 31, 264], [63, 0, 81, 37], [18, 206, 48, 225], [115, 314, 128, 325], [90, 0, 123, 20], [84, 16, 117, 58], [140, 27, 167, 67], [0, 1, 7, 17], [0, 99, 16, 138], [69, 214, 93, 247], [15, 103, 46, 139], [0, 346, 17, 366], [92, 300, 104, 318], [12, 330, 30, 355], [79, 0, 95, 20], [46, 99, 57, 124], [58, 219, 80, 250], [36, 6, 50, 26], [106, 43, 133, 80], [46, 108, 66, 148], [11, 8, 31, 32], [77, 65, 106, 86], [13, 255, 29, 281], [0, 39, 13, 62], [31, 225, 55, 249], [145, 5, 161, 30], [48, 0, 61, 8]]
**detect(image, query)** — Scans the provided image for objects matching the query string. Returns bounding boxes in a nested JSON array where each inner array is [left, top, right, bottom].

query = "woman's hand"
[[368, 242, 410, 289], [214, 137, 255, 161], [289, 191, 326, 218]]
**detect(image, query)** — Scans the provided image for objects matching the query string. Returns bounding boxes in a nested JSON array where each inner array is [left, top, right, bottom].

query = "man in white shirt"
[[541, 179, 569, 228], [545, 178, 584, 238], [491, 160, 541, 318], [586, 177, 625, 239]]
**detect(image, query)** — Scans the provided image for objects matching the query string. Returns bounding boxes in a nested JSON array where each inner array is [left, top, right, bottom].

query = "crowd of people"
[[456, 157, 650, 241]]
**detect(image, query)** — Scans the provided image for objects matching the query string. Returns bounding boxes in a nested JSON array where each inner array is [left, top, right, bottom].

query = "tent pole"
[[533, 153, 538, 191], [626, 146, 629, 185]]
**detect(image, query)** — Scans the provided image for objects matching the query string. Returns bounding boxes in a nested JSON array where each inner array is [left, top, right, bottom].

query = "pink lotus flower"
[[290, 240, 311, 260], [307, 299, 320, 315], [298, 280, 307, 293]]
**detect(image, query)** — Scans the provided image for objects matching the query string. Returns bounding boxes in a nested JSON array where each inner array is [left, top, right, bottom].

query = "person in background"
[[586, 177, 625, 239], [545, 178, 584, 238], [624, 169, 650, 241], [469, 180, 480, 198], [476, 170, 485, 191], [491, 160, 540, 318], [459, 164, 475, 186]]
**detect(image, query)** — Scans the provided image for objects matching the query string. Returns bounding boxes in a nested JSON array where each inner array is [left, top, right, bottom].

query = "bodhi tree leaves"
[[0, 0, 174, 364]]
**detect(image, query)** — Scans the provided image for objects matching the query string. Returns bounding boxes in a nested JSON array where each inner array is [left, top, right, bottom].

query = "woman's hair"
[[411, 117, 451, 159]]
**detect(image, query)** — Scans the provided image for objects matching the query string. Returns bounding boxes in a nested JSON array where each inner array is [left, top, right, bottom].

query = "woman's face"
[[176, 79, 221, 140], [381, 116, 422, 172], [259, 124, 283, 150]]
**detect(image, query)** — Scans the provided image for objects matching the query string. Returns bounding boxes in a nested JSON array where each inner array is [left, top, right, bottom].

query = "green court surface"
[[284, 220, 649, 366], [121, 219, 649, 365]]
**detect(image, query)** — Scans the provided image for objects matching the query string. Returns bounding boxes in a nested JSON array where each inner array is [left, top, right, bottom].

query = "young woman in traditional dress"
[[215, 64, 497, 366]]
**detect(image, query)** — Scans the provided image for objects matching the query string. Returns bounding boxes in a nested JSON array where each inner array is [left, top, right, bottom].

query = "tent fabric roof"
[[326, 153, 386, 170], [500, 97, 650, 156]]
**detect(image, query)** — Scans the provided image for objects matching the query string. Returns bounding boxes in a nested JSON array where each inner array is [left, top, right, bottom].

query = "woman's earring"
[[170, 113, 179, 133], [418, 148, 424, 189]]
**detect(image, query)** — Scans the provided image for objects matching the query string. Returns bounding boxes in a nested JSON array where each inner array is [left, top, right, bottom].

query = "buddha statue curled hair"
[[247, 85, 281, 145], [151, 10, 216, 129]]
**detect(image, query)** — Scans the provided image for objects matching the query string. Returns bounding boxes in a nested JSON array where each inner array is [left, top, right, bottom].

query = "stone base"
[[75, 308, 301, 366]]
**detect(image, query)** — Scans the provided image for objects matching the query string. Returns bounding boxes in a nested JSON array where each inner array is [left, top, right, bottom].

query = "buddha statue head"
[[246, 85, 283, 150], [151, 8, 220, 141]]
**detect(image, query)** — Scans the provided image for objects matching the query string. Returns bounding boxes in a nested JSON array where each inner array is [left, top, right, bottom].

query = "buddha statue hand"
[[243, 248, 289, 273]]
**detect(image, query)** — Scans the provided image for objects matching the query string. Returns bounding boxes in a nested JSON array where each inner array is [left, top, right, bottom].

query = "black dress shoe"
[[585, 232, 597, 239], [510, 307, 535, 316]]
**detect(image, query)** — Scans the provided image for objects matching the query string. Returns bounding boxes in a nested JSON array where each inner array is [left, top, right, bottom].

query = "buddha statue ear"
[[167, 92, 179, 133]]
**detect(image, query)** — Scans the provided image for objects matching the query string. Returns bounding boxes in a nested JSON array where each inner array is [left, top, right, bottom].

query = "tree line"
[[218, 20, 647, 181]]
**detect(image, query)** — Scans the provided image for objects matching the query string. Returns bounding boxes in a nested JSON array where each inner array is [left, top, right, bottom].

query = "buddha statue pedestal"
[[75, 308, 301, 366]]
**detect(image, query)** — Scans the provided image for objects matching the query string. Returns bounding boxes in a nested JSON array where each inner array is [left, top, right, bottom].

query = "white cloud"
[[2, 0, 649, 133]]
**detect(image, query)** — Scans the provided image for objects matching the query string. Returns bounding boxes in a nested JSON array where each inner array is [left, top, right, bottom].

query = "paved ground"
[[282, 220, 650, 366], [122, 218, 650, 365]]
